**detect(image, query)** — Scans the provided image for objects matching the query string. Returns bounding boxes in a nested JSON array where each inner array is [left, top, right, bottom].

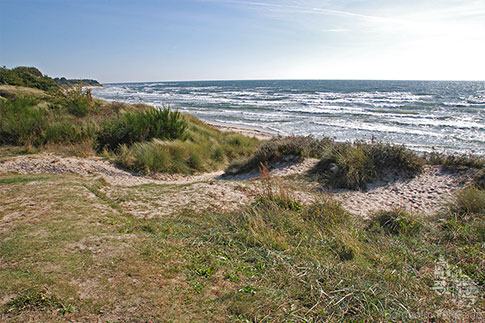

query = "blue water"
[[91, 80, 485, 155]]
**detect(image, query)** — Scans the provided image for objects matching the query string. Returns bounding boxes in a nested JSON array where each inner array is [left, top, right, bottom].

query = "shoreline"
[[209, 122, 276, 140]]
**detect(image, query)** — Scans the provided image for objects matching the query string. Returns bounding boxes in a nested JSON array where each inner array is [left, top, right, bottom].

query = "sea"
[[91, 80, 485, 155]]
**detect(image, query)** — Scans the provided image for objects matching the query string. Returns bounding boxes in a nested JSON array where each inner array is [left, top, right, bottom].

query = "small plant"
[[238, 285, 257, 295], [2, 288, 73, 315], [368, 208, 422, 235], [452, 186, 485, 216], [194, 265, 216, 278], [190, 282, 204, 294], [254, 162, 302, 211], [312, 141, 424, 190]]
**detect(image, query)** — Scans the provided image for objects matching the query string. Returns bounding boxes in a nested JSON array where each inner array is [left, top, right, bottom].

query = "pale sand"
[[210, 123, 276, 140], [0, 153, 473, 218]]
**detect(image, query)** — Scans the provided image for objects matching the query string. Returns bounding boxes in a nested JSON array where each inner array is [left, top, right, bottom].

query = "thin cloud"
[[207, 0, 402, 23]]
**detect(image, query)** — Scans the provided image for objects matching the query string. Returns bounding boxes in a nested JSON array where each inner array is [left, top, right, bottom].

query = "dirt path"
[[0, 154, 473, 217]]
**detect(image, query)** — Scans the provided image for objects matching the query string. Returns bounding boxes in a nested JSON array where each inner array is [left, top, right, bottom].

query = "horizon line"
[[102, 78, 485, 84]]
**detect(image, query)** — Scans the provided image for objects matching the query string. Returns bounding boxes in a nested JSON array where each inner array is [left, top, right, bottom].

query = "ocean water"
[[91, 80, 485, 155]]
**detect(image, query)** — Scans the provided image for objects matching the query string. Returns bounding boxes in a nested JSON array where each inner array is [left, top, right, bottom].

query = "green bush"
[[0, 96, 96, 147], [315, 143, 376, 190], [62, 87, 94, 117], [0, 66, 60, 92], [426, 151, 485, 169], [97, 107, 188, 151], [0, 97, 49, 146]]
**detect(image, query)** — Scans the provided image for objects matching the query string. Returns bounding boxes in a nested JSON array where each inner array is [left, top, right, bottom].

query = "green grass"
[[0, 83, 259, 173], [115, 115, 259, 174], [0, 175, 50, 185], [0, 173, 483, 321], [312, 141, 425, 190]]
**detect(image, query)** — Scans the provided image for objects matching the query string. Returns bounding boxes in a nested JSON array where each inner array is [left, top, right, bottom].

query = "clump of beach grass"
[[313, 140, 424, 190], [425, 151, 485, 169], [96, 107, 188, 151], [115, 116, 259, 174], [367, 208, 423, 236]]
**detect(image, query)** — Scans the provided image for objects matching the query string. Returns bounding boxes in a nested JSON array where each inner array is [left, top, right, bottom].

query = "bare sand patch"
[[0, 154, 473, 217]]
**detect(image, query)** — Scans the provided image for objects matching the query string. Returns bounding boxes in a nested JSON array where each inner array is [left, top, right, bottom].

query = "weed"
[[194, 265, 216, 278], [452, 186, 485, 216], [254, 162, 302, 211], [2, 288, 73, 315], [367, 208, 423, 235]]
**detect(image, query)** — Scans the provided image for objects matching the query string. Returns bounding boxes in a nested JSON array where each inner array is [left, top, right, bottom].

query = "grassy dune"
[[0, 84, 259, 174], [0, 172, 483, 321]]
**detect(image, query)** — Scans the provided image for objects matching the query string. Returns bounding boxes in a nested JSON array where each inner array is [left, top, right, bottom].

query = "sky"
[[1, 0, 484, 82]]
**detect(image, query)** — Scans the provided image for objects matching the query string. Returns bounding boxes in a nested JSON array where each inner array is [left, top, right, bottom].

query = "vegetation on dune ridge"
[[115, 115, 258, 174], [227, 136, 426, 190], [53, 77, 101, 88], [0, 66, 60, 92], [0, 67, 259, 173]]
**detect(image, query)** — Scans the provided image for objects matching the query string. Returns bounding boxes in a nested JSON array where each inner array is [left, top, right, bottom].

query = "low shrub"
[[0, 97, 49, 146], [62, 87, 95, 117], [96, 107, 188, 151], [303, 198, 350, 226], [315, 143, 376, 190], [426, 151, 485, 169]]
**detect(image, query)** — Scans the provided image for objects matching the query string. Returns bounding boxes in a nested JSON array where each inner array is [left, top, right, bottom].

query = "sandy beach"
[[209, 123, 276, 140]]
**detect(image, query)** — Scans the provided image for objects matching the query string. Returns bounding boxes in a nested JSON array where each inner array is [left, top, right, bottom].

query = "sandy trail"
[[0, 154, 472, 217]]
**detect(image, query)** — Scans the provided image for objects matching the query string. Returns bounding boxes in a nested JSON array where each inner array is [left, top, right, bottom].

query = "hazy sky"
[[1, 0, 484, 82]]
